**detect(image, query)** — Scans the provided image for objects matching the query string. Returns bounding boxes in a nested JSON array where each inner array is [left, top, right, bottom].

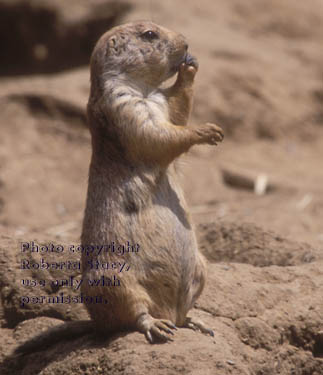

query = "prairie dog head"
[[90, 21, 188, 91]]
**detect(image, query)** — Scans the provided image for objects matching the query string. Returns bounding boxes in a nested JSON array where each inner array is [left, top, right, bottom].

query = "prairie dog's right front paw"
[[185, 54, 199, 70], [177, 54, 199, 84], [195, 123, 224, 145]]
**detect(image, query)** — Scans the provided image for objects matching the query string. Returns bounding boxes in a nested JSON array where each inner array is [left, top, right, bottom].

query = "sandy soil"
[[0, 0, 322, 374]]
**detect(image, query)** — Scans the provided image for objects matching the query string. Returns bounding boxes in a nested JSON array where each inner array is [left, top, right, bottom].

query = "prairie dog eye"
[[141, 30, 159, 40]]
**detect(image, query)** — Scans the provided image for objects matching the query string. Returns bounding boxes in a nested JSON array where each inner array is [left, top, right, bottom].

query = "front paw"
[[195, 123, 224, 145], [185, 54, 199, 70], [178, 54, 199, 83]]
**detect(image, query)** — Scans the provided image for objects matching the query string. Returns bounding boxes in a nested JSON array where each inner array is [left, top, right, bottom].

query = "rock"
[[221, 165, 278, 195]]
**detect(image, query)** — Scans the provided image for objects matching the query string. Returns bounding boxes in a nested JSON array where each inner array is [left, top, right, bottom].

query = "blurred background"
[[0, 0, 323, 248]]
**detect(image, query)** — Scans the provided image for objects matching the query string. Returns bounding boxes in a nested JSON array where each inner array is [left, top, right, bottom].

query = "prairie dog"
[[81, 21, 223, 342], [14, 21, 223, 354]]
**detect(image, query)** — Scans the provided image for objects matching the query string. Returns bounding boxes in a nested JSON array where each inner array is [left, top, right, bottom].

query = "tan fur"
[[81, 21, 223, 342]]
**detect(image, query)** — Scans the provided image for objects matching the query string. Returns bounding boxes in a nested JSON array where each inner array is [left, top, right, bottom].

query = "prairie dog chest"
[[146, 91, 169, 122], [107, 84, 169, 124]]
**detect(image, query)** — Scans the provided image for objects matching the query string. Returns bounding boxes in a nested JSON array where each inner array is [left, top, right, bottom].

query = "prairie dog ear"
[[108, 36, 118, 52], [107, 34, 127, 55]]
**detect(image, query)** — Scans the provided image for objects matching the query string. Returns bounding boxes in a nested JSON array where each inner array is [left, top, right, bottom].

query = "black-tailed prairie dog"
[[81, 20, 223, 342], [15, 21, 223, 354]]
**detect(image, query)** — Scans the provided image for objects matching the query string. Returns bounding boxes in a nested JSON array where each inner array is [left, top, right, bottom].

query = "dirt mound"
[[198, 221, 322, 267], [0, 241, 322, 374]]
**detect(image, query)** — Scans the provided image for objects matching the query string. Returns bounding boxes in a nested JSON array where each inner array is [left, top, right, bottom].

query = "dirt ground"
[[0, 0, 322, 374]]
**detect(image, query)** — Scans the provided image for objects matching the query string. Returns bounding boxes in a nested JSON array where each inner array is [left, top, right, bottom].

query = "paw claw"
[[161, 320, 177, 330], [145, 331, 153, 343]]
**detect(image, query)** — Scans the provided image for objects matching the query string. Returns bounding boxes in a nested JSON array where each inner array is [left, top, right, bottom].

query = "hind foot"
[[184, 317, 214, 336], [136, 313, 177, 343]]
